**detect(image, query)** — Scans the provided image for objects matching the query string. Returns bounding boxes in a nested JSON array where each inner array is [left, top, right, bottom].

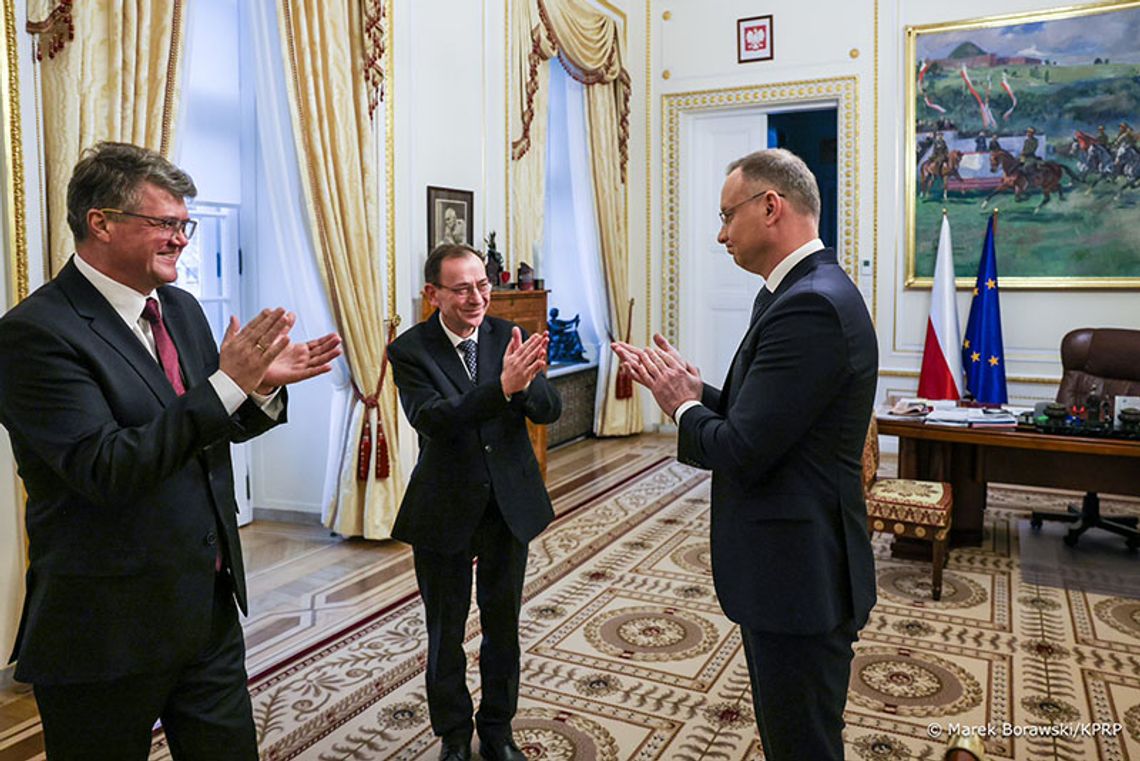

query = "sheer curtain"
[[542, 64, 607, 372]]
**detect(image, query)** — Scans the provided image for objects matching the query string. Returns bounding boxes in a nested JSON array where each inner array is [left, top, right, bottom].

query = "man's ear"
[[424, 283, 441, 309], [87, 209, 113, 243]]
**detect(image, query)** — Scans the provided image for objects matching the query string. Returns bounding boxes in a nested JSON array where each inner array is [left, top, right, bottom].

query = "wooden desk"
[[421, 290, 549, 478], [877, 417, 1140, 548]]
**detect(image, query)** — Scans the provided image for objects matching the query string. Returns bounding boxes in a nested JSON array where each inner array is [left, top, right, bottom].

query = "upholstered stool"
[[863, 417, 954, 601]]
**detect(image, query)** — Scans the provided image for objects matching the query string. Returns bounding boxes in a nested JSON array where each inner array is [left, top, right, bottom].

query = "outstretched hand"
[[501, 327, 549, 396], [257, 332, 343, 394], [611, 333, 702, 419]]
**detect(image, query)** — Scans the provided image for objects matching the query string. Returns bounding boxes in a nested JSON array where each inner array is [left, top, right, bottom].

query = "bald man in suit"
[[614, 148, 877, 761]]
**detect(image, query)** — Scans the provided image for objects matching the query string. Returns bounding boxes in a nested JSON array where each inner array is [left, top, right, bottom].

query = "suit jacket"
[[0, 260, 285, 684], [678, 249, 878, 636], [388, 313, 561, 554]]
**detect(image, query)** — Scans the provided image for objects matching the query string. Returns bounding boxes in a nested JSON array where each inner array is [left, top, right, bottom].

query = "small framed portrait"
[[737, 15, 773, 64], [427, 186, 474, 248]]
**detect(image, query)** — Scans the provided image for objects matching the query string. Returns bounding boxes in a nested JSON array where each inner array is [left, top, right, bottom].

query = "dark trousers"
[[413, 500, 529, 746], [740, 619, 858, 761], [34, 574, 256, 761]]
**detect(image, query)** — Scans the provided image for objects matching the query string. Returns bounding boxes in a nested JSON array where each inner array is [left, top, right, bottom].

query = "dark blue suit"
[[677, 249, 877, 760], [388, 313, 560, 747], [0, 259, 283, 758]]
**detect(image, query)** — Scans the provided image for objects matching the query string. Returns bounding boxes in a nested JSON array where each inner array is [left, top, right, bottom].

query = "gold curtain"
[[279, 0, 404, 539], [509, 0, 640, 436], [28, 0, 187, 274]]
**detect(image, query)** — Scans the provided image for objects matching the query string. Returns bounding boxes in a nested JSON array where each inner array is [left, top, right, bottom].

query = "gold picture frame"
[[905, 0, 1140, 289]]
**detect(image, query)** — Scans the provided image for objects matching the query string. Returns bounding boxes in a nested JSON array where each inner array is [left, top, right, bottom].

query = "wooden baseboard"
[[251, 507, 324, 526]]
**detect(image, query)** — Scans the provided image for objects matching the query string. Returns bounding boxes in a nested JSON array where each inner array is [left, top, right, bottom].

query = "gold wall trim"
[[871, 0, 878, 322], [643, 0, 650, 344], [879, 367, 1061, 385], [158, 1, 184, 158], [1, 0, 27, 304], [661, 77, 859, 346], [385, 0, 396, 318]]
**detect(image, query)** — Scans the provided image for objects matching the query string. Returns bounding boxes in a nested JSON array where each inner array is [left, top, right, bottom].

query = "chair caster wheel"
[[1063, 531, 1079, 548], [1030, 516, 1043, 530]]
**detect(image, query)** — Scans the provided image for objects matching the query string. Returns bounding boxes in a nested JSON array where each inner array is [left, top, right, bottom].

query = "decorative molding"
[[872, 0, 878, 323], [661, 77, 859, 345], [385, 0, 396, 319], [879, 367, 1060, 385], [1, 0, 27, 304], [644, 0, 651, 344]]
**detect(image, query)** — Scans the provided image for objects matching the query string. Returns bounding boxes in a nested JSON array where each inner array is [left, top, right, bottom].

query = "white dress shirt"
[[73, 254, 281, 416], [673, 238, 824, 424]]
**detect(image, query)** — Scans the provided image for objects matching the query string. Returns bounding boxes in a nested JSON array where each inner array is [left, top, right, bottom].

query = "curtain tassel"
[[614, 297, 635, 399], [352, 320, 399, 481], [356, 401, 374, 481]]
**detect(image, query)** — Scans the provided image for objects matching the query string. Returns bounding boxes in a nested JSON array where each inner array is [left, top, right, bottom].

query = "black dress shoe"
[[439, 741, 471, 761], [478, 739, 525, 761]]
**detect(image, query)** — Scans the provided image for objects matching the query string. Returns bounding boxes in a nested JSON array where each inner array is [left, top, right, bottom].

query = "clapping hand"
[[501, 327, 549, 396], [611, 333, 702, 419], [257, 332, 343, 395]]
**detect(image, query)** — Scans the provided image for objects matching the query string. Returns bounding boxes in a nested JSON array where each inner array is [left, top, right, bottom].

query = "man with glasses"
[[613, 148, 878, 761], [388, 244, 560, 761], [0, 141, 341, 759]]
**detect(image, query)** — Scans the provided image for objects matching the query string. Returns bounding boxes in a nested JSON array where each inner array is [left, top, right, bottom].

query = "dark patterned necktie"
[[458, 339, 477, 381], [141, 297, 186, 395]]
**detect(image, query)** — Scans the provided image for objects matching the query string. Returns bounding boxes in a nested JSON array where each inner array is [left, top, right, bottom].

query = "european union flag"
[[961, 214, 1007, 404]]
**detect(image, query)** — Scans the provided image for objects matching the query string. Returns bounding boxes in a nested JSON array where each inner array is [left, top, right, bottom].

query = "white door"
[[679, 110, 768, 389], [178, 204, 253, 526]]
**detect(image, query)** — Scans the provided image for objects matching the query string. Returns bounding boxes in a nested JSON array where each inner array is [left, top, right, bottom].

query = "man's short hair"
[[726, 148, 821, 221], [424, 243, 486, 285], [67, 142, 197, 243]]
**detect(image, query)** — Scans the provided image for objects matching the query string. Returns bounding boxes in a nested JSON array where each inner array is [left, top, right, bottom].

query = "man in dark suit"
[[0, 142, 341, 759], [613, 148, 877, 761], [388, 244, 560, 761]]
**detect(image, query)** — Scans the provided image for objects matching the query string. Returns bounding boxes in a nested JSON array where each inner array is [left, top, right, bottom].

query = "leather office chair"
[[1029, 328, 1140, 550], [863, 417, 954, 600]]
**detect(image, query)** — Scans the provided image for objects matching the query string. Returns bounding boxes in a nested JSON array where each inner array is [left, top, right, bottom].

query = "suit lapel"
[[158, 290, 204, 390], [425, 312, 476, 390], [477, 319, 505, 384], [56, 261, 176, 404]]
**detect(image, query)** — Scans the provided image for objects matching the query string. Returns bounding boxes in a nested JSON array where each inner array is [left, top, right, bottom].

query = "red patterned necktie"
[[141, 297, 186, 396]]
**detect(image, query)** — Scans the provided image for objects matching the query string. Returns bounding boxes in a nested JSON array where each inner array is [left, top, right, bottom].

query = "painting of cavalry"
[[906, 2, 1140, 286]]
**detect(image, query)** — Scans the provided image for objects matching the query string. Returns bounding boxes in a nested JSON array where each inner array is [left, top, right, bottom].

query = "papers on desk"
[[924, 407, 1018, 427]]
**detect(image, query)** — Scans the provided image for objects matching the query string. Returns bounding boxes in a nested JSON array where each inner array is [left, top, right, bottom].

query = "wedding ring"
[[256, 342, 267, 352]]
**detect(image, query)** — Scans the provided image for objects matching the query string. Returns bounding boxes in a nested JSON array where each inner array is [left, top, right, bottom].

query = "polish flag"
[[917, 214, 963, 399]]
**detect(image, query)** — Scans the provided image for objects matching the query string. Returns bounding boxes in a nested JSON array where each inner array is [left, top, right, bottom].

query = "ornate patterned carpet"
[[143, 461, 1140, 760]]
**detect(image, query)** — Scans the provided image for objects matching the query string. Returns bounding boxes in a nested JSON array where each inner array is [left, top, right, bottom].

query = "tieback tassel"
[[614, 297, 636, 400]]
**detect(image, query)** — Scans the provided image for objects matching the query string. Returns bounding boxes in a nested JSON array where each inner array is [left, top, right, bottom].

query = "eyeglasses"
[[435, 279, 492, 298], [718, 188, 785, 226], [99, 208, 198, 240]]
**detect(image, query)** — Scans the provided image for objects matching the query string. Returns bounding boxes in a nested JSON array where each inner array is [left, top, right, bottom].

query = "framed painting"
[[427, 186, 474, 248], [905, 1, 1140, 289]]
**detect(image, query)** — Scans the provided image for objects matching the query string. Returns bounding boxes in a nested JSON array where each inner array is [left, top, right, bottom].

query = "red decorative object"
[[614, 297, 635, 400], [353, 321, 399, 481], [27, 1, 75, 61]]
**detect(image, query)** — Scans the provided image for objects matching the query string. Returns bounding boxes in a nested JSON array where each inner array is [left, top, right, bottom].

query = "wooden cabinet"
[[420, 290, 550, 478]]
